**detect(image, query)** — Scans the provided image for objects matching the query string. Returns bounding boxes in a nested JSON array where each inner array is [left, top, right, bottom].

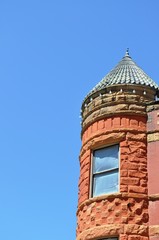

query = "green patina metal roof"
[[87, 50, 159, 98]]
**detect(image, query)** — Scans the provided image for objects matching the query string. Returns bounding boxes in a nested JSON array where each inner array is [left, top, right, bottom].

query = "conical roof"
[[87, 50, 159, 98]]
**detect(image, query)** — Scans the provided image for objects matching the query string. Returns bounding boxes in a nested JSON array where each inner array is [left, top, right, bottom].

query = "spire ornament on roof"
[[125, 48, 129, 57]]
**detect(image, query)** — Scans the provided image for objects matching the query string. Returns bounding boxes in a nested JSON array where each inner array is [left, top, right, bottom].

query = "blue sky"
[[0, 1, 159, 240]]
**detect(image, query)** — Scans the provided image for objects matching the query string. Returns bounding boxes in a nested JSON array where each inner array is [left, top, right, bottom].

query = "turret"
[[77, 50, 159, 240]]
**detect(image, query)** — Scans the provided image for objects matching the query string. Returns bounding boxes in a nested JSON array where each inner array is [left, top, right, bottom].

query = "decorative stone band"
[[81, 115, 146, 150], [76, 224, 148, 240], [77, 193, 148, 214], [82, 106, 147, 132], [77, 193, 159, 215], [147, 132, 159, 142], [82, 84, 155, 112], [149, 225, 159, 237], [148, 194, 159, 201], [81, 85, 155, 131]]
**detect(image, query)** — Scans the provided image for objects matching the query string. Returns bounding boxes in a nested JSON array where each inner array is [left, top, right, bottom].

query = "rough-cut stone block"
[[120, 234, 128, 240], [121, 170, 128, 177], [129, 170, 147, 179], [98, 119, 104, 129], [122, 217, 128, 223], [120, 177, 140, 185], [129, 185, 147, 194], [127, 133, 146, 141]]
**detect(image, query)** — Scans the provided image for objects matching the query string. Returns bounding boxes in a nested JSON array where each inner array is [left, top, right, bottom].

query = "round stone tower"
[[77, 50, 159, 240]]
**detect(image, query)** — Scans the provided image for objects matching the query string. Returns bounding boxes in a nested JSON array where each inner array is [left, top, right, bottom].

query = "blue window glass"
[[92, 144, 119, 197]]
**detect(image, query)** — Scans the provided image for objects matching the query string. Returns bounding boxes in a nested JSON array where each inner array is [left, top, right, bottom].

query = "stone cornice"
[[82, 84, 155, 110], [81, 90, 150, 132]]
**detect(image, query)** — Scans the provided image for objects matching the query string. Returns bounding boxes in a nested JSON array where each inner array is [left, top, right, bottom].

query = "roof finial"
[[125, 48, 129, 57]]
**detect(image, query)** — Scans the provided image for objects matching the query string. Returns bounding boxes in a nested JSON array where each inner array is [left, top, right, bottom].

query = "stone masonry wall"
[[77, 115, 148, 240]]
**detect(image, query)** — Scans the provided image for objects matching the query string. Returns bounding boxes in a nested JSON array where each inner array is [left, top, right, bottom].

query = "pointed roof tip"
[[125, 48, 130, 57]]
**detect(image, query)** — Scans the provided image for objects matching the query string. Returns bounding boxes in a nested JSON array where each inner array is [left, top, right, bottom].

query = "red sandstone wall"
[[147, 109, 159, 239], [147, 109, 159, 195], [77, 115, 148, 240], [147, 142, 159, 195]]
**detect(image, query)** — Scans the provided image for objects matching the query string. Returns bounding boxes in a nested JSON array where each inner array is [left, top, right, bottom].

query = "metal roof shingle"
[[86, 51, 159, 99]]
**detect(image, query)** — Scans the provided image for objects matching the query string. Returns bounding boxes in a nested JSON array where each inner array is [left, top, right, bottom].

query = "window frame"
[[90, 143, 120, 198]]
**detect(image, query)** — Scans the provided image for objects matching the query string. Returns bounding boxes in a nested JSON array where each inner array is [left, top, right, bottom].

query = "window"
[[92, 144, 119, 197]]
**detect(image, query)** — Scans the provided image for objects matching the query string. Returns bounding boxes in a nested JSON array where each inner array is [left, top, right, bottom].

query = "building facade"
[[77, 50, 159, 240]]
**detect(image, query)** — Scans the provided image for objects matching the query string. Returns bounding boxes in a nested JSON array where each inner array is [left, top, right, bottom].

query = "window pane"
[[93, 170, 119, 197], [93, 145, 119, 173]]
